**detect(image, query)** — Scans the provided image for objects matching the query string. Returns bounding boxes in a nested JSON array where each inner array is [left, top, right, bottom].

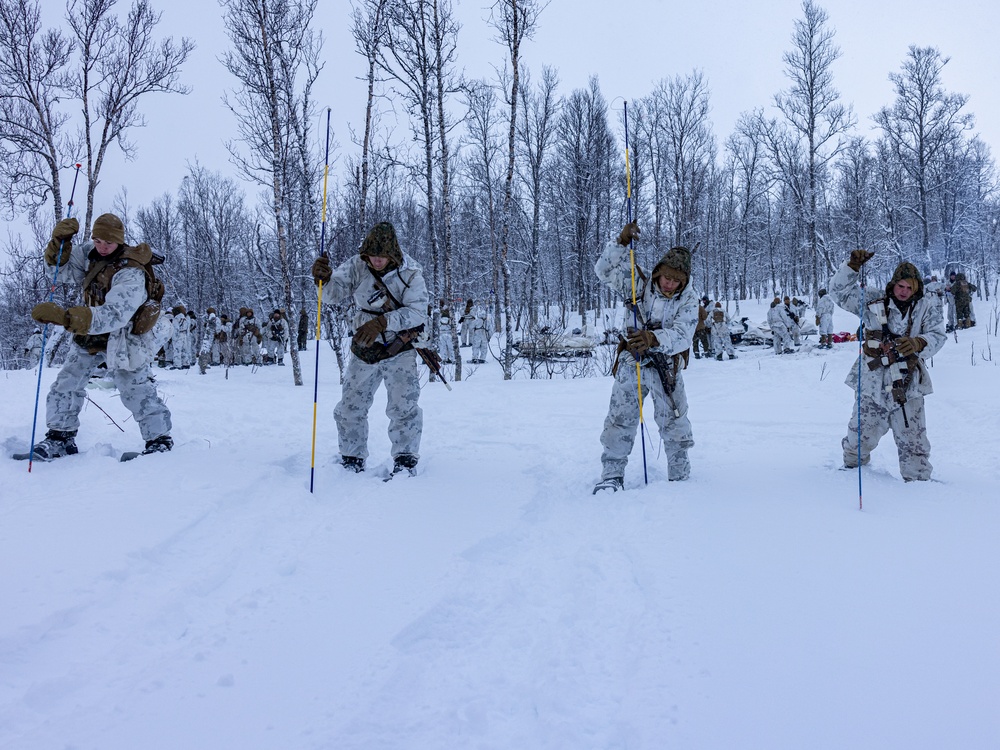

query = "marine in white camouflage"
[[830, 252, 946, 481], [593, 223, 697, 489], [28, 213, 173, 458], [312, 222, 428, 473]]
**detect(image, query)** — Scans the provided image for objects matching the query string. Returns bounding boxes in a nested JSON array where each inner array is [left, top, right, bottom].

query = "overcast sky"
[[30, 0, 1000, 235]]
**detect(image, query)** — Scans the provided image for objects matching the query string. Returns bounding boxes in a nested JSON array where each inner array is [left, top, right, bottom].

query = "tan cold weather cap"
[[91, 213, 125, 245]]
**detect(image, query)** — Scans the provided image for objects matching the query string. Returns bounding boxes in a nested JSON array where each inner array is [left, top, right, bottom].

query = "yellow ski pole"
[[310, 108, 332, 493], [624, 101, 649, 484]]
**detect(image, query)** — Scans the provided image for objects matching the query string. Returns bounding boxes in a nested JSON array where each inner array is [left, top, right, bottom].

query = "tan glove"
[[617, 222, 641, 247], [52, 218, 79, 240], [355, 315, 387, 347], [625, 328, 658, 356], [65, 306, 92, 335], [894, 336, 926, 357], [32, 301, 68, 327], [847, 249, 874, 272], [815, 315, 821, 326], [311, 255, 332, 285]]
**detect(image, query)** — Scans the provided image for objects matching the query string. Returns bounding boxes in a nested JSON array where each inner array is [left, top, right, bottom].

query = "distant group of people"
[[925, 271, 977, 332], [436, 298, 492, 364], [195, 307, 308, 372]]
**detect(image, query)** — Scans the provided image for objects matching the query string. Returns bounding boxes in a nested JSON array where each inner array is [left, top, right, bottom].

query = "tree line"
[[2, 0, 996, 380]]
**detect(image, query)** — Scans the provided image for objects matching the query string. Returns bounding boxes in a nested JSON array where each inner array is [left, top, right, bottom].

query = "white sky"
[[31, 0, 1000, 231]]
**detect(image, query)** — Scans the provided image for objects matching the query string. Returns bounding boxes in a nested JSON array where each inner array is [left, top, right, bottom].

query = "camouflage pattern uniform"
[[830, 260, 946, 481], [816, 290, 835, 345], [766, 299, 796, 354], [951, 273, 977, 328], [467, 304, 491, 363], [263, 311, 289, 364], [23, 329, 43, 369], [710, 303, 736, 358], [320, 224, 428, 462], [43, 223, 172, 442], [438, 307, 455, 362], [595, 240, 697, 482]]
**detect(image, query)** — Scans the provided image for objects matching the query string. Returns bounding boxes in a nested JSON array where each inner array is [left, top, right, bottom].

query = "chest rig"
[[79, 243, 165, 342]]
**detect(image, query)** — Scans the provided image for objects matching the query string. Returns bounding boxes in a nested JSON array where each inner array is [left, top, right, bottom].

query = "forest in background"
[[1, 0, 996, 381]]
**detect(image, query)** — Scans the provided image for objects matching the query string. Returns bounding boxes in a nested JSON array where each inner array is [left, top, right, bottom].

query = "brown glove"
[[814, 315, 821, 326], [65, 306, 92, 335], [625, 328, 658, 356], [617, 222, 641, 247], [355, 315, 387, 347], [32, 301, 68, 327], [311, 255, 332, 285], [894, 336, 926, 357], [847, 249, 874, 272], [52, 217, 79, 241]]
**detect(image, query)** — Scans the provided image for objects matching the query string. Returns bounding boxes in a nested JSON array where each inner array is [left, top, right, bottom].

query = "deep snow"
[[2, 299, 999, 750]]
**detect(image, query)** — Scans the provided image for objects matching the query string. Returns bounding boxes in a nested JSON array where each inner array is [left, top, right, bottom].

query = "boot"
[[716, 353, 723, 361], [341, 455, 365, 473], [593, 476, 624, 494], [30, 429, 79, 461], [142, 435, 173, 454], [389, 453, 419, 478]]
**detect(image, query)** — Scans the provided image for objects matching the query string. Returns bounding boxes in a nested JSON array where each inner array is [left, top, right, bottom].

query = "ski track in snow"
[[2, 301, 999, 749]]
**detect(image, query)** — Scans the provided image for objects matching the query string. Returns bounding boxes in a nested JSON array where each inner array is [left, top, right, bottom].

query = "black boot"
[[31, 429, 79, 461], [142, 435, 173, 455], [341, 455, 365, 473]]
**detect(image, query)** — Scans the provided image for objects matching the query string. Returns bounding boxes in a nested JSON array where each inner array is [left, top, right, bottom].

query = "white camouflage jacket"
[[57, 240, 171, 371], [829, 261, 946, 404], [595, 240, 697, 360], [321, 254, 428, 338]]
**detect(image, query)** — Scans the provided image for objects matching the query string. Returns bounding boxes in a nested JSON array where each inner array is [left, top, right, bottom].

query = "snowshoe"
[[592, 476, 624, 494], [13, 430, 78, 461], [120, 435, 173, 462]]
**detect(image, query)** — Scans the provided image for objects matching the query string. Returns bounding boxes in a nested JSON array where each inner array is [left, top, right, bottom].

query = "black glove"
[[847, 249, 874, 272], [311, 255, 332, 285], [355, 315, 387, 346], [617, 222, 641, 247], [625, 328, 658, 356]]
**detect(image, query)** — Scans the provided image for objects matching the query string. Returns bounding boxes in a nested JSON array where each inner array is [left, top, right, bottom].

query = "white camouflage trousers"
[[471, 328, 489, 361], [711, 322, 735, 355], [819, 312, 834, 337], [771, 322, 793, 353], [47, 344, 172, 441], [334, 349, 423, 460], [600, 358, 694, 481], [842, 394, 932, 481]]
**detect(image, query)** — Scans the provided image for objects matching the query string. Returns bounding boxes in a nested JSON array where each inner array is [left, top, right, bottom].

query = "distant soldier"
[[263, 309, 289, 365], [767, 297, 796, 355], [438, 300, 455, 363], [815, 288, 835, 349], [297, 309, 309, 351], [459, 299, 474, 347], [710, 302, 736, 361], [693, 295, 713, 359], [951, 272, 977, 329], [23, 327, 43, 369]]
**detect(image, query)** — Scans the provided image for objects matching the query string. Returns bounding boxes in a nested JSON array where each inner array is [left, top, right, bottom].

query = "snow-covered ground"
[[2, 299, 999, 750]]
